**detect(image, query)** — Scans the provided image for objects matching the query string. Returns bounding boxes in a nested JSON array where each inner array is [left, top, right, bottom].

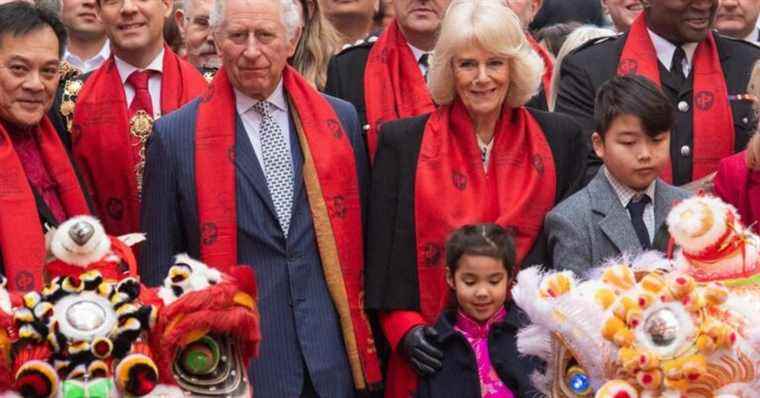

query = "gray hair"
[[548, 25, 615, 111], [35, 0, 61, 16], [427, 0, 544, 108], [210, 0, 301, 40]]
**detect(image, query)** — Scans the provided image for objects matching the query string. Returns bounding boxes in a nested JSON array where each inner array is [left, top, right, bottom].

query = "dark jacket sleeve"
[[554, 51, 597, 133], [365, 115, 428, 311]]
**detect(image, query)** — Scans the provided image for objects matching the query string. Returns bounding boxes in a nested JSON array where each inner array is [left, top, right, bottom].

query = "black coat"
[[324, 39, 375, 134], [364, 108, 587, 311], [530, 0, 605, 31], [555, 32, 760, 186], [415, 306, 540, 398]]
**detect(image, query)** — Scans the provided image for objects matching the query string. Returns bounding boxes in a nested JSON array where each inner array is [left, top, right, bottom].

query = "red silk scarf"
[[618, 15, 734, 183], [414, 100, 556, 322], [527, 35, 554, 102], [195, 67, 381, 389], [72, 46, 207, 236], [364, 20, 435, 160], [0, 117, 89, 292]]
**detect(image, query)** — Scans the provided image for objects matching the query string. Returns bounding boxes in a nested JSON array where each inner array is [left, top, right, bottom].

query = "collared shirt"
[[647, 28, 698, 78], [234, 79, 292, 168], [604, 167, 656, 243], [407, 42, 429, 76], [63, 40, 110, 74], [744, 26, 760, 45], [114, 49, 164, 119]]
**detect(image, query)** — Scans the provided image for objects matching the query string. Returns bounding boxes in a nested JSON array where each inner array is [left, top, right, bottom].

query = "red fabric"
[[8, 128, 66, 222], [72, 47, 207, 236], [0, 117, 90, 292], [715, 151, 760, 228], [527, 35, 554, 102], [195, 66, 382, 387], [414, 100, 555, 324], [45, 237, 138, 282], [364, 20, 435, 160], [618, 15, 734, 183], [380, 310, 425, 351], [126, 70, 154, 117]]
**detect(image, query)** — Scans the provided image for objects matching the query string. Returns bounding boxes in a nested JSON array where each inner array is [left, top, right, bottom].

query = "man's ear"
[[175, 9, 187, 35], [162, 0, 174, 18], [591, 131, 606, 159], [530, 0, 544, 20], [287, 25, 303, 58]]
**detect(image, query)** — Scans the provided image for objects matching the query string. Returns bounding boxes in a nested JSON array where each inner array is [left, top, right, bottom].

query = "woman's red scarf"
[[0, 117, 89, 292], [194, 67, 381, 390], [414, 100, 556, 322], [618, 15, 734, 183], [364, 20, 435, 160], [527, 35, 554, 102], [72, 46, 207, 236]]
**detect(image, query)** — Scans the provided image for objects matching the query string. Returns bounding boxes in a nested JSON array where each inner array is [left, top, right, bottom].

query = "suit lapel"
[[590, 172, 643, 253], [233, 115, 278, 219]]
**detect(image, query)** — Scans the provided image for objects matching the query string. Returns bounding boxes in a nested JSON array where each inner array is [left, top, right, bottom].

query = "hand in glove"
[[401, 325, 443, 377]]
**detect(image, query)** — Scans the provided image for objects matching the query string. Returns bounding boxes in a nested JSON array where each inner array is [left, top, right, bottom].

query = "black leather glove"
[[401, 325, 443, 377]]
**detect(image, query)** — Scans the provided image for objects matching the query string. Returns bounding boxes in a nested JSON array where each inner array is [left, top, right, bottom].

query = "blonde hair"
[[747, 60, 760, 170], [548, 25, 615, 111], [290, 0, 340, 89], [427, 0, 543, 107]]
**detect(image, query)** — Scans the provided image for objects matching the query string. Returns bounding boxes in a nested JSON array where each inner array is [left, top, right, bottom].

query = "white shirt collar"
[[64, 40, 110, 72], [604, 166, 657, 208], [646, 28, 698, 74], [407, 42, 427, 63], [114, 48, 165, 85], [745, 27, 760, 44], [234, 78, 287, 115]]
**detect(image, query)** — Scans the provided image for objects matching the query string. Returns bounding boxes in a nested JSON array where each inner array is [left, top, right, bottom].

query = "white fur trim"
[[668, 196, 732, 254], [49, 216, 111, 267], [159, 254, 224, 305]]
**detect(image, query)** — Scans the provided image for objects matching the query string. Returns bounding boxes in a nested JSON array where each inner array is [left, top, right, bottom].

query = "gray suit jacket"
[[139, 91, 367, 398], [545, 170, 690, 275]]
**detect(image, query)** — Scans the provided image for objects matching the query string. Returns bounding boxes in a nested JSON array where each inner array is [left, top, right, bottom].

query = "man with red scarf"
[[556, 0, 760, 188], [0, 2, 91, 292], [65, 0, 207, 236], [138, 0, 381, 395], [324, 0, 449, 159]]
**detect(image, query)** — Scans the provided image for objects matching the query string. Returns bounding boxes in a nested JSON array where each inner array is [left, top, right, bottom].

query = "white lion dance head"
[[514, 196, 760, 398]]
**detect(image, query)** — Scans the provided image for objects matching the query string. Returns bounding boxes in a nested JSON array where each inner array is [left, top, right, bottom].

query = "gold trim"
[[129, 110, 154, 195], [289, 99, 366, 389]]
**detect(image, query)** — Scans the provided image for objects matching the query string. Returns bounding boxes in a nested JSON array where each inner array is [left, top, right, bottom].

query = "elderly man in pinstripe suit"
[[138, 0, 382, 395]]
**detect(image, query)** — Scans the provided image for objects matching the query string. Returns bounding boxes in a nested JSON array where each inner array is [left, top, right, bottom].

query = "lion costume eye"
[[564, 365, 592, 396]]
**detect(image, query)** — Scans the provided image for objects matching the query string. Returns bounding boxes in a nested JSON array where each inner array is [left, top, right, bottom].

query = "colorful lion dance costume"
[[513, 196, 760, 398], [0, 215, 260, 397]]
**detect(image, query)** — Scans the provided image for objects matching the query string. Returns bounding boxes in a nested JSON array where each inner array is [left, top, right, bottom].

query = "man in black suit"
[[715, 0, 760, 44], [556, 0, 760, 189], [324, 0, 449, 158]]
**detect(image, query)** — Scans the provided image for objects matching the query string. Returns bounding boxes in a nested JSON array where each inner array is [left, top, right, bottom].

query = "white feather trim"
[[668, 196, 732, 254], [159, 254, 224, 305]]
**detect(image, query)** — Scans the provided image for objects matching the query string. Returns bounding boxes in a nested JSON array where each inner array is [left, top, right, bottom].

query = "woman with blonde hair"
[[714, 61, 760, 227], [290, 0, 341, 89], [365, 0, 587, 396]]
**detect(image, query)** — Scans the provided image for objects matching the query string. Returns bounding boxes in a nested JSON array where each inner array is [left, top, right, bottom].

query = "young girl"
[[414, 223, 538, 398]]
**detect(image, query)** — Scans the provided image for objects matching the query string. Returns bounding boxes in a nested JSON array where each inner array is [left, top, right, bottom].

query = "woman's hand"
[[401, 325, 444, 377]]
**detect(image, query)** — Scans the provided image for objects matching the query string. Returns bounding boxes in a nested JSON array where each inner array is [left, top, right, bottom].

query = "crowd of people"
[[1, 0, 760, 396]]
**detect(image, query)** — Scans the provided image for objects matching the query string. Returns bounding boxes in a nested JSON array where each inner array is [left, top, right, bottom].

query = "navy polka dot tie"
[[252, 100, 293, 235]]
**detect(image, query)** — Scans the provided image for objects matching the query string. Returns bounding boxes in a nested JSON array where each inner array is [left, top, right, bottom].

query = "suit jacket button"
[[677, 101, 689, 112], [680, 145, 691, 157], [743, 116, 750, 124]]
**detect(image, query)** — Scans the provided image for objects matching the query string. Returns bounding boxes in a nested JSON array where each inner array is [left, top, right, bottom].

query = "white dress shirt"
[[407, 43, 429, 76], [604, 167, 657, 243], [64, 40, 110, 74], [234, 79, 292, 169], [744, 22, 760, 45], [647, 28, 698, 78], [114, 49, 164, 119]]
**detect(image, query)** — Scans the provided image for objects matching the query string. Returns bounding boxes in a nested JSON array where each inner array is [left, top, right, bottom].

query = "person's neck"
[[645, 14, 687, 45], [114, 40, 163, 69], [330, 15, 373, 46], [471, 111, 499, 144], [398, 24, 437, 52], [68, 33, 107, 61]]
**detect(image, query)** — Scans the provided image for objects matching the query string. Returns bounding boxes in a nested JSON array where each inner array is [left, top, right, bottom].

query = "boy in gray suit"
[[545, 75, 690, 274]]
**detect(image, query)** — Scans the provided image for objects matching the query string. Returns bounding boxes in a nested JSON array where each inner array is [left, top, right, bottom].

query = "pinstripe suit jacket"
[[139, 92, 368, 398]]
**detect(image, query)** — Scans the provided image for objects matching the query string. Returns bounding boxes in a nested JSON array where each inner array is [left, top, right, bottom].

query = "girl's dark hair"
[[445, 223, 516, 275]]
